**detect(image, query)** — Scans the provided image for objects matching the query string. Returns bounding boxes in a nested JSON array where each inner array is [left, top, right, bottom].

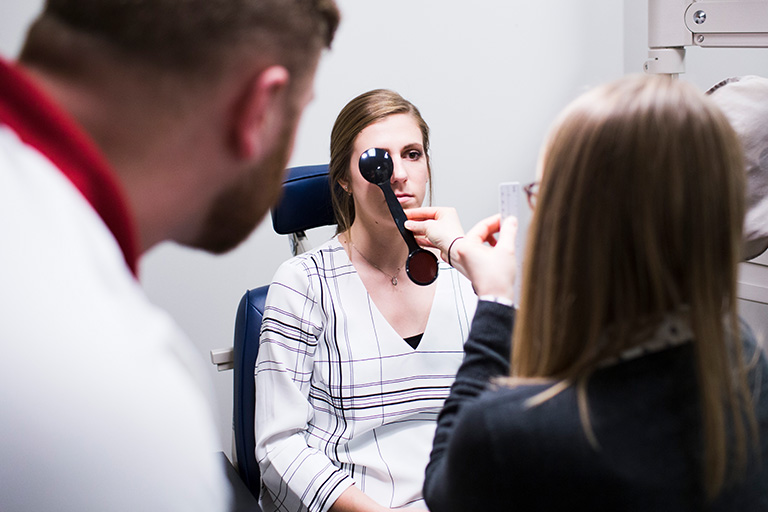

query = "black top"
[[404, 333, 424, 350], [423, 301, 768, 511]]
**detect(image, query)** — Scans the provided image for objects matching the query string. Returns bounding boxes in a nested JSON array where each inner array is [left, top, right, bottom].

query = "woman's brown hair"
[[512, 74, 755, 499]]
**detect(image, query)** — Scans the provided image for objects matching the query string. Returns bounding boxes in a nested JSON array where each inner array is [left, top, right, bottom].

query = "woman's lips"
[[396, 193, 413, 205]]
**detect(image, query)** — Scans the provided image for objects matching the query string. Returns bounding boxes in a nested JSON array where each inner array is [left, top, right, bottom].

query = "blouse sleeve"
[[254, 258, 353, 512], [423, 300, 514, 512]]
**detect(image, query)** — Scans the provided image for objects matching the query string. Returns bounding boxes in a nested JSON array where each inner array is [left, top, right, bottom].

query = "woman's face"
[[344, 113, 429, 228]]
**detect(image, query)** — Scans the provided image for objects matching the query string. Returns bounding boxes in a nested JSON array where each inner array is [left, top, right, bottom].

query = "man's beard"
[[188, 121, 295, 254]]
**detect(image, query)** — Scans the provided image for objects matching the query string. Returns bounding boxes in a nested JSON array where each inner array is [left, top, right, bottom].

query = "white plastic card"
[[499, 182, 528, 306]]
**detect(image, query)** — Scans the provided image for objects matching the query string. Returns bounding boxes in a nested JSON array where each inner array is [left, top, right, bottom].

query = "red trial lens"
[[406, 248, 438, 286]]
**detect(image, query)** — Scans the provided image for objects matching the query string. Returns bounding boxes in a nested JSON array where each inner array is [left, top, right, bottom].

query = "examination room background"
[[4, 1, 768, 455]]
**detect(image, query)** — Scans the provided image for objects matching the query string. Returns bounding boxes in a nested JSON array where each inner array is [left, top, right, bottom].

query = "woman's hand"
[[406, 207, 518, 301], [405, 207, 465, 258]]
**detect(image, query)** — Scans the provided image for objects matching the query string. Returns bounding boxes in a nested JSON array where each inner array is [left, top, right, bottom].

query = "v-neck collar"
[[0, 59, 139, 277], [332, 236, 441, 350]]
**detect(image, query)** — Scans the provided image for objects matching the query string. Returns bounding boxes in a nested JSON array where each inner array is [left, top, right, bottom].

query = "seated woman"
[[406, 74, 768, 511], [255, 89, 477, 512]]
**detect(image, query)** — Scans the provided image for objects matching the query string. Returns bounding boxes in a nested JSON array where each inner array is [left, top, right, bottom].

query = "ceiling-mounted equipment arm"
[[645, 0, 768, 75]]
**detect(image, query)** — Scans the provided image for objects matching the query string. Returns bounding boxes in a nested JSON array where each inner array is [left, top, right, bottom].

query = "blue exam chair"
[[232, 164, 336, 499]]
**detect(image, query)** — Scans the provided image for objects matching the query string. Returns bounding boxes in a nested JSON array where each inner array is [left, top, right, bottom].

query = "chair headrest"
[[707, 75, 768, 260], [271, 164, 337, 235]]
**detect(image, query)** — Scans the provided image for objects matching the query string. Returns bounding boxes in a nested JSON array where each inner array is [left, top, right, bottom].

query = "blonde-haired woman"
[[406, 74, 768, 510], [254, 89, 477, 512]]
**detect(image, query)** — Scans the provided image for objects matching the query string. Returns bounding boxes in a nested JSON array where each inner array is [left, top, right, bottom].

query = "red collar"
[[0, 59, 139, 276]]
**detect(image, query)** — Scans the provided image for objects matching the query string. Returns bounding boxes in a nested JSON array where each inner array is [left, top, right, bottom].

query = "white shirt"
[[255, 238, 477, 512], [0, 60, 230, 512]]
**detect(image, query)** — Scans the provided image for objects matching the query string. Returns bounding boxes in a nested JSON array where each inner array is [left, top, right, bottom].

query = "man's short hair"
[[21, 0, 339, 80]]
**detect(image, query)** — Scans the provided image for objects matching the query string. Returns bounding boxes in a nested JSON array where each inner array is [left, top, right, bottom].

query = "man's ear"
[[233, 65, 290, 159]]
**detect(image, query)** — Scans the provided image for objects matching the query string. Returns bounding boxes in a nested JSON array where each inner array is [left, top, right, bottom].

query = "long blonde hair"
[[512, 74, 755, 498]]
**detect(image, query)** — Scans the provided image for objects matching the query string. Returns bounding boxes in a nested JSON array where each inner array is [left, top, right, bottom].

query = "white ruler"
[[499, 182, 525, 306]]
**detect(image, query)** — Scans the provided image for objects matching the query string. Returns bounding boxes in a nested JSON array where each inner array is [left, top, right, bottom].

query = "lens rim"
[[405, 248, 439, 286]]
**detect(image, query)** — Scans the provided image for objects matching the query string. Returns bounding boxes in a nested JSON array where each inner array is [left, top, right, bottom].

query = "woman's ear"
[[233, 65, 290, 159]]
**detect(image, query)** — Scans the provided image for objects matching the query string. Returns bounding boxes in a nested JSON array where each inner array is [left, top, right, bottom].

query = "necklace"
[[349, 241, 401, 286]]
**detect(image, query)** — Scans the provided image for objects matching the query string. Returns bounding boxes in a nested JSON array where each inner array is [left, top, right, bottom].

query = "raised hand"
[[406, 207, 518, 300]]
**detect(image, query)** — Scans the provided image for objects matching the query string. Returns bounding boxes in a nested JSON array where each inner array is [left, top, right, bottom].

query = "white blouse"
[[255, 237, 477, 512]]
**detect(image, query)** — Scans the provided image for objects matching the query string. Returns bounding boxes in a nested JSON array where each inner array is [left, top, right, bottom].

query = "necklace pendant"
[[391, 276, 398, 286]]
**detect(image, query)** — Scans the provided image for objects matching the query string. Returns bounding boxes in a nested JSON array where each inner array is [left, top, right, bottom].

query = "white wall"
[[0, 3, 43, 58], [5, 1, 766, 454]]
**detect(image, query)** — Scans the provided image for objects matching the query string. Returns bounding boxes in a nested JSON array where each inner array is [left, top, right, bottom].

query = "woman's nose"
[[390, 158, 408, 183]]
